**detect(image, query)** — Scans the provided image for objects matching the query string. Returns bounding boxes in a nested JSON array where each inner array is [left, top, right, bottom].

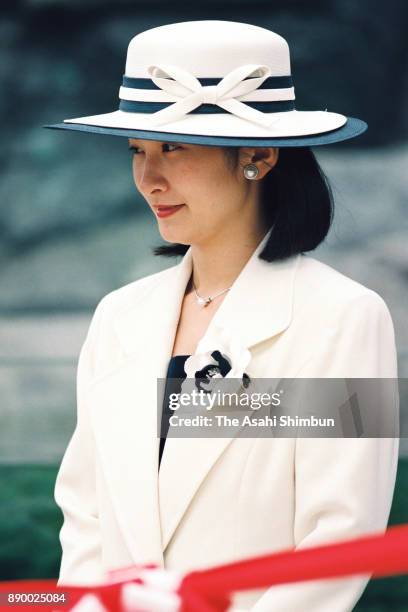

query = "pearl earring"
[[243, 163, 259, 180]]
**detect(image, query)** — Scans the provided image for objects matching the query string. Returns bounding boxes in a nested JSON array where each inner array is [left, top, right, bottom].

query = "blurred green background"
[[1, 0, 407, 609]]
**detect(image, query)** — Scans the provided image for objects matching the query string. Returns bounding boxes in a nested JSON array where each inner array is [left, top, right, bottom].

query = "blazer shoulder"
[[296, 254, 391, 315], [79, 262, 182, 377], [294, 255, 397, 377]]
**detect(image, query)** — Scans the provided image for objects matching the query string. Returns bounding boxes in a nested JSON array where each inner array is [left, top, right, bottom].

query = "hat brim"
[[44, 115, 367, 147]]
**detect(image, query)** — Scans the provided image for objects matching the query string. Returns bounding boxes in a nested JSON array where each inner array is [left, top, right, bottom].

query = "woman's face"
[[129, 138, 277, 246]]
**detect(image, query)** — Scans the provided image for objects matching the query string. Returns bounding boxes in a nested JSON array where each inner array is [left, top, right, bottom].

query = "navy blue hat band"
[[118, 99, 295, 114], [119, 74, 295, 114], [121, 74, 294, 90]]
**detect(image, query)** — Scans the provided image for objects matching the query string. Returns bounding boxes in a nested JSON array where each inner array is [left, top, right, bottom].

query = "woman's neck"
[[189, 225, 269, 297]]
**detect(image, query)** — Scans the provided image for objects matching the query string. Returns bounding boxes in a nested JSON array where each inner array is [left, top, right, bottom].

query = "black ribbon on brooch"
[[194, 350, 250, 392]]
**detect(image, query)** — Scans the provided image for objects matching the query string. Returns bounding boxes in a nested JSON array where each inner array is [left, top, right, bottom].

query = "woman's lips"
[[155, 204, 185, 218]]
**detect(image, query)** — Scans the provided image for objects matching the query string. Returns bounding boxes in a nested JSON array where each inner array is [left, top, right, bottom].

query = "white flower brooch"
[[183, 326, 252, 394]]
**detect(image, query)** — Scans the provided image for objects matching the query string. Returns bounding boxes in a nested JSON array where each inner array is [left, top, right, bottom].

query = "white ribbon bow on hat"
[[145, 63, 284, 128]]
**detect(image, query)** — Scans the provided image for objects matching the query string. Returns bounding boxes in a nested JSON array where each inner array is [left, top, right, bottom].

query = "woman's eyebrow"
[[128, 141, 182, 148]]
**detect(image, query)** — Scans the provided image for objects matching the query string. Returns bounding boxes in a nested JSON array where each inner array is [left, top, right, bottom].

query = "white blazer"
[[54, 236, 399, 612]]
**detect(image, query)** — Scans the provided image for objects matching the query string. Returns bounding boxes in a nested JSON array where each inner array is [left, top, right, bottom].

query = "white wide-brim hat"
[[45, 20, 367, 147]]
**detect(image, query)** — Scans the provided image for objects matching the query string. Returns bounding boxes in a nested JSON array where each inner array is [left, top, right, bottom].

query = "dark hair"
[[152, 147, 334, 262]]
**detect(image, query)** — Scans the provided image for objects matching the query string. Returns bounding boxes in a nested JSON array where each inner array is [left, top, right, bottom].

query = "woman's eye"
[[128, 143, 181, 155], [163, 143, 181, 152]]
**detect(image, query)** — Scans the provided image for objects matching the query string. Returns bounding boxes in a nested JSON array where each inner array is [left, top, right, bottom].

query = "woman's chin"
[[157, 225, 192, 245]]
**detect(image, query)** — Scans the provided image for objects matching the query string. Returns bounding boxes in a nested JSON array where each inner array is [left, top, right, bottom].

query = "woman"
[[49, 20, 399, 611]]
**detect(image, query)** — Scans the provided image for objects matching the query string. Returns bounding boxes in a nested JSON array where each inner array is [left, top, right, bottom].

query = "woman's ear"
[[238, 147, 279, 179]]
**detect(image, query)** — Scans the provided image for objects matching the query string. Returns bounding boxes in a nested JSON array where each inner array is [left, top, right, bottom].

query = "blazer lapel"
[[89, 249, 194, 566]]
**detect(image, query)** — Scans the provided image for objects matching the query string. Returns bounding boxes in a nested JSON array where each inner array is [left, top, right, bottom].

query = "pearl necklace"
[[192, 280, 231, 308]]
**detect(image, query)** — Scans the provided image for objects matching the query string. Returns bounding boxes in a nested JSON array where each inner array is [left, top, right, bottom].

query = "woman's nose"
[[136, 156, 169, 195]]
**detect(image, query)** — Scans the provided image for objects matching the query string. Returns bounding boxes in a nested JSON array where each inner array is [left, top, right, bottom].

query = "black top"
[[159, 354, 190, 469]]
